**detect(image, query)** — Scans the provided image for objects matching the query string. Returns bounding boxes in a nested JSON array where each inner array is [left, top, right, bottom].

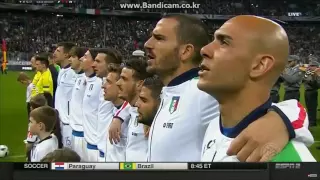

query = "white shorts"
[[71, 130, 85, 161], [85, 142, 99, 162], [98, 150, 106, 162], [61, 122, 72, 149]]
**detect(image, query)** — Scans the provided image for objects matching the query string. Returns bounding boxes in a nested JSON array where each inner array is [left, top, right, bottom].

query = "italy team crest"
[[169, 96, 180, 114]]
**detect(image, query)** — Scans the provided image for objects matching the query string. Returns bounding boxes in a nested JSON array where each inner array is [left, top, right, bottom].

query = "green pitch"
[[0, 72, 319, 162]]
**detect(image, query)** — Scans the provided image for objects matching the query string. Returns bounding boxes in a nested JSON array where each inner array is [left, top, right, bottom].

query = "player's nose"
[[92, 62, 96, 68], [200, 43, 213, 60], [135, 100, 140, 108], [115, 79, 121, 86], [144, 37, 153, 50]]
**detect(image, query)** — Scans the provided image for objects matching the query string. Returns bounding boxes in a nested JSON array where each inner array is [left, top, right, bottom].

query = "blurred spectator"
[[3, 0, 320, 16], [0, 9, 319, 61]]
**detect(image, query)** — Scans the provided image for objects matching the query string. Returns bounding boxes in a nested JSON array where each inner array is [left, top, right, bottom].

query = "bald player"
[[144, 13, 313, 162], [200, 15, 315, 162]]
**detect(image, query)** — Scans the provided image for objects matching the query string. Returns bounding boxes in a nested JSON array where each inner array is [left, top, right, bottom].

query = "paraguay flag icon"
[[52, 162, 65, 170]]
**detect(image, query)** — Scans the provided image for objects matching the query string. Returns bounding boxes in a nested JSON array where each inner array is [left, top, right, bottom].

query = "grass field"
[[0, 71, 319, 162]]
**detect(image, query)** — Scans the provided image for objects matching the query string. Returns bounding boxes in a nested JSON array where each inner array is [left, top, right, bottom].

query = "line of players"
[[25, 44, 163, 162], [24, 14, 317, 162]]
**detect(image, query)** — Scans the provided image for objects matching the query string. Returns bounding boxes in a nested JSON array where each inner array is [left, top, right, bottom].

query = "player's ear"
[[64, 53, 69, 59], [39, 122, 45, 131], [136, 80, 144, 91], [179, 44, 194, 63], [250, 54, 274, 79]]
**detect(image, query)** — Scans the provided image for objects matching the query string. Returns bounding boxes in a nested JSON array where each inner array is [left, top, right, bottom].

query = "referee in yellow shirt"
[[31, 56, 54, 107]]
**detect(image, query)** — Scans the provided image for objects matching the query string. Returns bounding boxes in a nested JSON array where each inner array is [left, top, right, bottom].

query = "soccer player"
[[92, 48, 123, 78], [103, 63, 130, 162], [53, 42, 77, 149], [135, 76, 164, 133], [81, 49, 103, 162], [92, 48, 123, 162], [17, 72, 33, 117], [199, 15, 315, 162], [144, 14, 313, 162], [116, 56, 153, 161], [40, 148, 81, 162], [68, 47, 87, 160], [29, 106, 59, 162]]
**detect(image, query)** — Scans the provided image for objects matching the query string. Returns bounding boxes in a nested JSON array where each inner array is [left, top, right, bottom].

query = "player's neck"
[[84, 69, 95, 77], [38, 131, 51, 141], [74, 68, 82, 73], [161, 64, 198, 86], [60, 60, 70, 68], [112, 98, 123, 107], [219, 88, 270, 128], [129, 94, 139, 107]]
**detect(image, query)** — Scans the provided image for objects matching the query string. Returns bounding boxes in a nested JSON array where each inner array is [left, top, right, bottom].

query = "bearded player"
[[116, 56, 153, 161], [144, 14, 313, 162], [135, 76, 164, 136]]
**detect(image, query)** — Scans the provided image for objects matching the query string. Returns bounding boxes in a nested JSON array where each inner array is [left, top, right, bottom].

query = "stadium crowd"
[[3, 0, 320, 16], [1, 12, 320, 62]]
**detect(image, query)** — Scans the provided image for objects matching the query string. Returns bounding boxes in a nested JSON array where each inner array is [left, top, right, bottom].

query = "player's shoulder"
[[190, 78, 218, 102], [77, 73, 86, 79], [92, 77, 103, 86], [271, 99, 304, 120], [205, 116, 220, 133], [99, 99, 114, 110], [185, 77, 203, 94], [66, 68, 76, 76], [271, 140, 316, 162]]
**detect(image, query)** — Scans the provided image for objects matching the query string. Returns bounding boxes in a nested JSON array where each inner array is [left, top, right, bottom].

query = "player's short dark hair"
[[162, 14, 210, 65], [107, 63, 122, 80], [40, 148, 81, 162], [122, 56, 153, 81], [35, 55, 49, 67], [96, 48, 123, 65], [69, 47, 87, 59], [57, 42, 76, 53], [143, 76, 164, 100], [37, 52, 50, 60], [87, 48, 99, 60], [38, 52, 53, 61], [30, 94, 48, 109], [30, 106, 57, 132]]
